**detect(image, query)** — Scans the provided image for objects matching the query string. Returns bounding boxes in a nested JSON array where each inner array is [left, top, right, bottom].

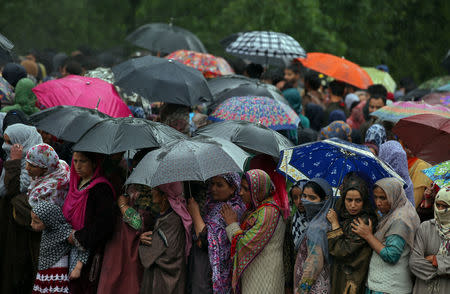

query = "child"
[[290, 180, 308, 252], [31, 201, 89, 294]]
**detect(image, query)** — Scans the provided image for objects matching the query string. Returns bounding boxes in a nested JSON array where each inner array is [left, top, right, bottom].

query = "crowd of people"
[[0, 48, 448, 294]]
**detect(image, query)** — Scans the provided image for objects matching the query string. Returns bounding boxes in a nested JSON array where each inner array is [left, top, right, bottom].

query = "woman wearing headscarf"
[[405, 146, 432, 208], [26, 143, 70, 208], [1, 78, 40, 115], [409, 186, 450, 294], [139, 182, 192, 294], [378, 141, 415, 205], [62, 151, 116, 294], [319, 120, 352, 142], [0, 124, 43, 293], [352, 178, 420, 294], [293, 178, 333, 294], [326, 180, 378, 294], [363, 124, 386, 155], [221, 169, 285, 294], [346, 101, 365, 131], [186, 173, 246, 294]]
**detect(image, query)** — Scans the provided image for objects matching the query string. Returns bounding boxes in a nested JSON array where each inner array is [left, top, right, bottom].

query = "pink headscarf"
[[158, 182, 193, 258], [62, 157, 116, 230]]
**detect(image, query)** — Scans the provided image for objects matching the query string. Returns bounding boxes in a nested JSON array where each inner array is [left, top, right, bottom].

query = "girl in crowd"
[[409, 187, 450, 294], [222, 169, 286, 293], [352, 178, 420, 294], [291, 180, 309, 253]]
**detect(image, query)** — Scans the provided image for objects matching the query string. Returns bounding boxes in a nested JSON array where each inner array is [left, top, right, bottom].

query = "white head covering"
[[345, 93, 360, 110]]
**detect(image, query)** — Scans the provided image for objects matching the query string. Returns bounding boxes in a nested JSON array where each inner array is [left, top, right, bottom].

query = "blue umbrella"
[[277, 138, 404, 192]]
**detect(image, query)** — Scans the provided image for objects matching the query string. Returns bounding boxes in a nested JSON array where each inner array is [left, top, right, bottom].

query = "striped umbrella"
[[370, 101, 450, 123]]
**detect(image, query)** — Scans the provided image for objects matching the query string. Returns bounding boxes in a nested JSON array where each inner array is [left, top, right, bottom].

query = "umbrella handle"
[[96, 98, 101, 110]]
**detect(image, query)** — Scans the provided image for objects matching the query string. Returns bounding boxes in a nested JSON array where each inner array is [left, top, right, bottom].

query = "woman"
[[294, 178, 333, 294], [379, 141, 415, 205], [221, 169, 285, 294], [352, 178, 420, 294], [326, 181, 378, 294], [291, 180, 308, 252], [62, 151, 116, 294], [1, 78, 40, 115], [187, 173, 246, 294], [409, 187, 450, 294], [0, 123, 42, 293], [406, 149, 432, 207], [139, 182, 192, 294], [25, 143, 70, 208], [319, 120, 352, 142]]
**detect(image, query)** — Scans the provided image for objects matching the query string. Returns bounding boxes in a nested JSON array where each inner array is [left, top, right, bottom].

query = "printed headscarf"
[[319, 120, 352, 142], [26, 143, 70, 208], [434, 186, 450, 255], [365, 124, 387, 148], [245, 169, 275, 209]]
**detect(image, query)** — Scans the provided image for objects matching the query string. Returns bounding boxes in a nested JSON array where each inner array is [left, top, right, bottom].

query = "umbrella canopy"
[[193, 120, 293, 157], [421, 91, 450, 107], [226, 31, 306, 66], [0, 76, 13, 105], [0, 33, 14, 52], [297, 52, 373, 89], [362, 67, 396, 92], [422, 160, 450, 188], [112, 55, 213, 106], [370, 101, 450, 123], [29, 106, 111, 142], [126, 23, 206, 54], [418, 75, 450, 90], [220, 32, 244, 48], [393, 114, 450, 165], [125, 136, 251, 187], [72, 117, 187, 154], [207, 75, 288, 112], [209, 95, 300, 130], [165, 50, 234, 78], [32, 75, 132, 117], [277, 137, 404, 190]]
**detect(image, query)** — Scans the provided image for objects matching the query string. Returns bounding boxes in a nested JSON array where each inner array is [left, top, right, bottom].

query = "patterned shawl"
[[319, 120, 352, 141], [364, 124, 386, 148], [204, 173, 246, 294], [434, 187, 450, 255], [26, 143, 70, 208], [231, 169, 281, 292], [374, 178, 420, 248]]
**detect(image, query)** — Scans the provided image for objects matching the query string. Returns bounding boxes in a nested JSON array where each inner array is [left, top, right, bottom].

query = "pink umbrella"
[[32, 75, 132, 117]]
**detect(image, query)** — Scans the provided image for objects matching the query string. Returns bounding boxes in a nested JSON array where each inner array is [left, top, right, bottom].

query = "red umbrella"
[[393, 114, 450, 165]]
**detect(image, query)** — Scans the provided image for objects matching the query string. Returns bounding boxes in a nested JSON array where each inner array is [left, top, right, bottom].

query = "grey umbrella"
[[125, 136, 251, 187], [193, 120, 293, 157], [72, 117, 186, 154]]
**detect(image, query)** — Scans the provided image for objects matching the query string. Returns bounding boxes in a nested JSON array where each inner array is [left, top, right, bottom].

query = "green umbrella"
[[362, 67, 396, 92], [418, 75, 450, 90]]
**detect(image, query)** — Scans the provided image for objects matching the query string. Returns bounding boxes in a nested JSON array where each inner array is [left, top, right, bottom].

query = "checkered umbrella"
[[225, 31, 306, 66]]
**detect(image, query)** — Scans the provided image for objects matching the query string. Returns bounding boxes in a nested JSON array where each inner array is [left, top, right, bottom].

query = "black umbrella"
[[126, 23, 207, 54], [112, 55, 213, 106], [219, 32, 244, 49], [193, 120, 293, 157], [29, 106, 111, 142], [72, 117, 187, 154]]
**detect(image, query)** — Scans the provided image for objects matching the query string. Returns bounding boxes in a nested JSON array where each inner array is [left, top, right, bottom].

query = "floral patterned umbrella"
[[0, 76, 13, 105], [370, 101, 450, 123], [209, 95, 300, 130], [165, 50, 234, 78], [422, 160, 450, 188]]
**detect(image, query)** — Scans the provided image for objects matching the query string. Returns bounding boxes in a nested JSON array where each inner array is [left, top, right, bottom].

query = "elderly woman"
[[409, 187, 450, 294], [187, 173, 246, 294], [352, 178, 420, 294], [221, 169, 286, 294], [62, 151, 116, 294], [0, 124, 43, 293]]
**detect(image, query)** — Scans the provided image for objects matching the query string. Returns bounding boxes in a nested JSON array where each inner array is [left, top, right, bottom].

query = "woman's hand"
[[326, 209, 340, 230], [351, 217, 373, 240], [67, 229, 76, 245], [117, 195, 129, 214], [187, 197, 200, 217], [140, 231, 152, 246], [10, 144, 23, 160], [220, 204, 238, 225]]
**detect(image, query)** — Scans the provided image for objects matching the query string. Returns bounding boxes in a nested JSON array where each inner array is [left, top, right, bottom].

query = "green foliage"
[[1, 0, 448, 83]]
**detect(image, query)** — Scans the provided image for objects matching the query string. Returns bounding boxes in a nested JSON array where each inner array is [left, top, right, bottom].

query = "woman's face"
[[72, 152, 95, 181], [239, 178, 252, 205], [435, 200, 449, 211], [373, 186, 391, 214], [302, 187, 321, 203], [150, 188, 164, 205], [291, 186, 304, 212], [25, 162, 47, 179], [210, 176, 236, 202], [344, 189, 364, 215], [30, 211, 45, 231], [3, 133, 11, 145]]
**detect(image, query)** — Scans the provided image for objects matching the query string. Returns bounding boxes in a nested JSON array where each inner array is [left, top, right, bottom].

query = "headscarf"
[[291, 180, 309, 250], [346, 101, 365, 130], [1, 63, 27, 87], [282, 88, 302, 114], [345, 93, 360, 110], [328, 109, 347, 124], [204, 173, 246, 294], [373, 178, 420, 248], [62, 156, 115, 230], [245, 169, 275, 209], [319, 120, 352, 141], [32, 201, 72, 270], [26, 143, 70, 208], [2, 109, 30, 133], [305, 103, 324, 131], [365, 124, 387, 148], [158, 181, 192, 258], [0, 124, 42, 197], [434, 186, 450, 255], [1, 78, 40, 115], [379, 141, 415, 205]]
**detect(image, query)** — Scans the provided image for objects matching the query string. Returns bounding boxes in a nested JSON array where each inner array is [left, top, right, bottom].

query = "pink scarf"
[[158, 182, 192, 259], [62, 159, 115, 230]]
